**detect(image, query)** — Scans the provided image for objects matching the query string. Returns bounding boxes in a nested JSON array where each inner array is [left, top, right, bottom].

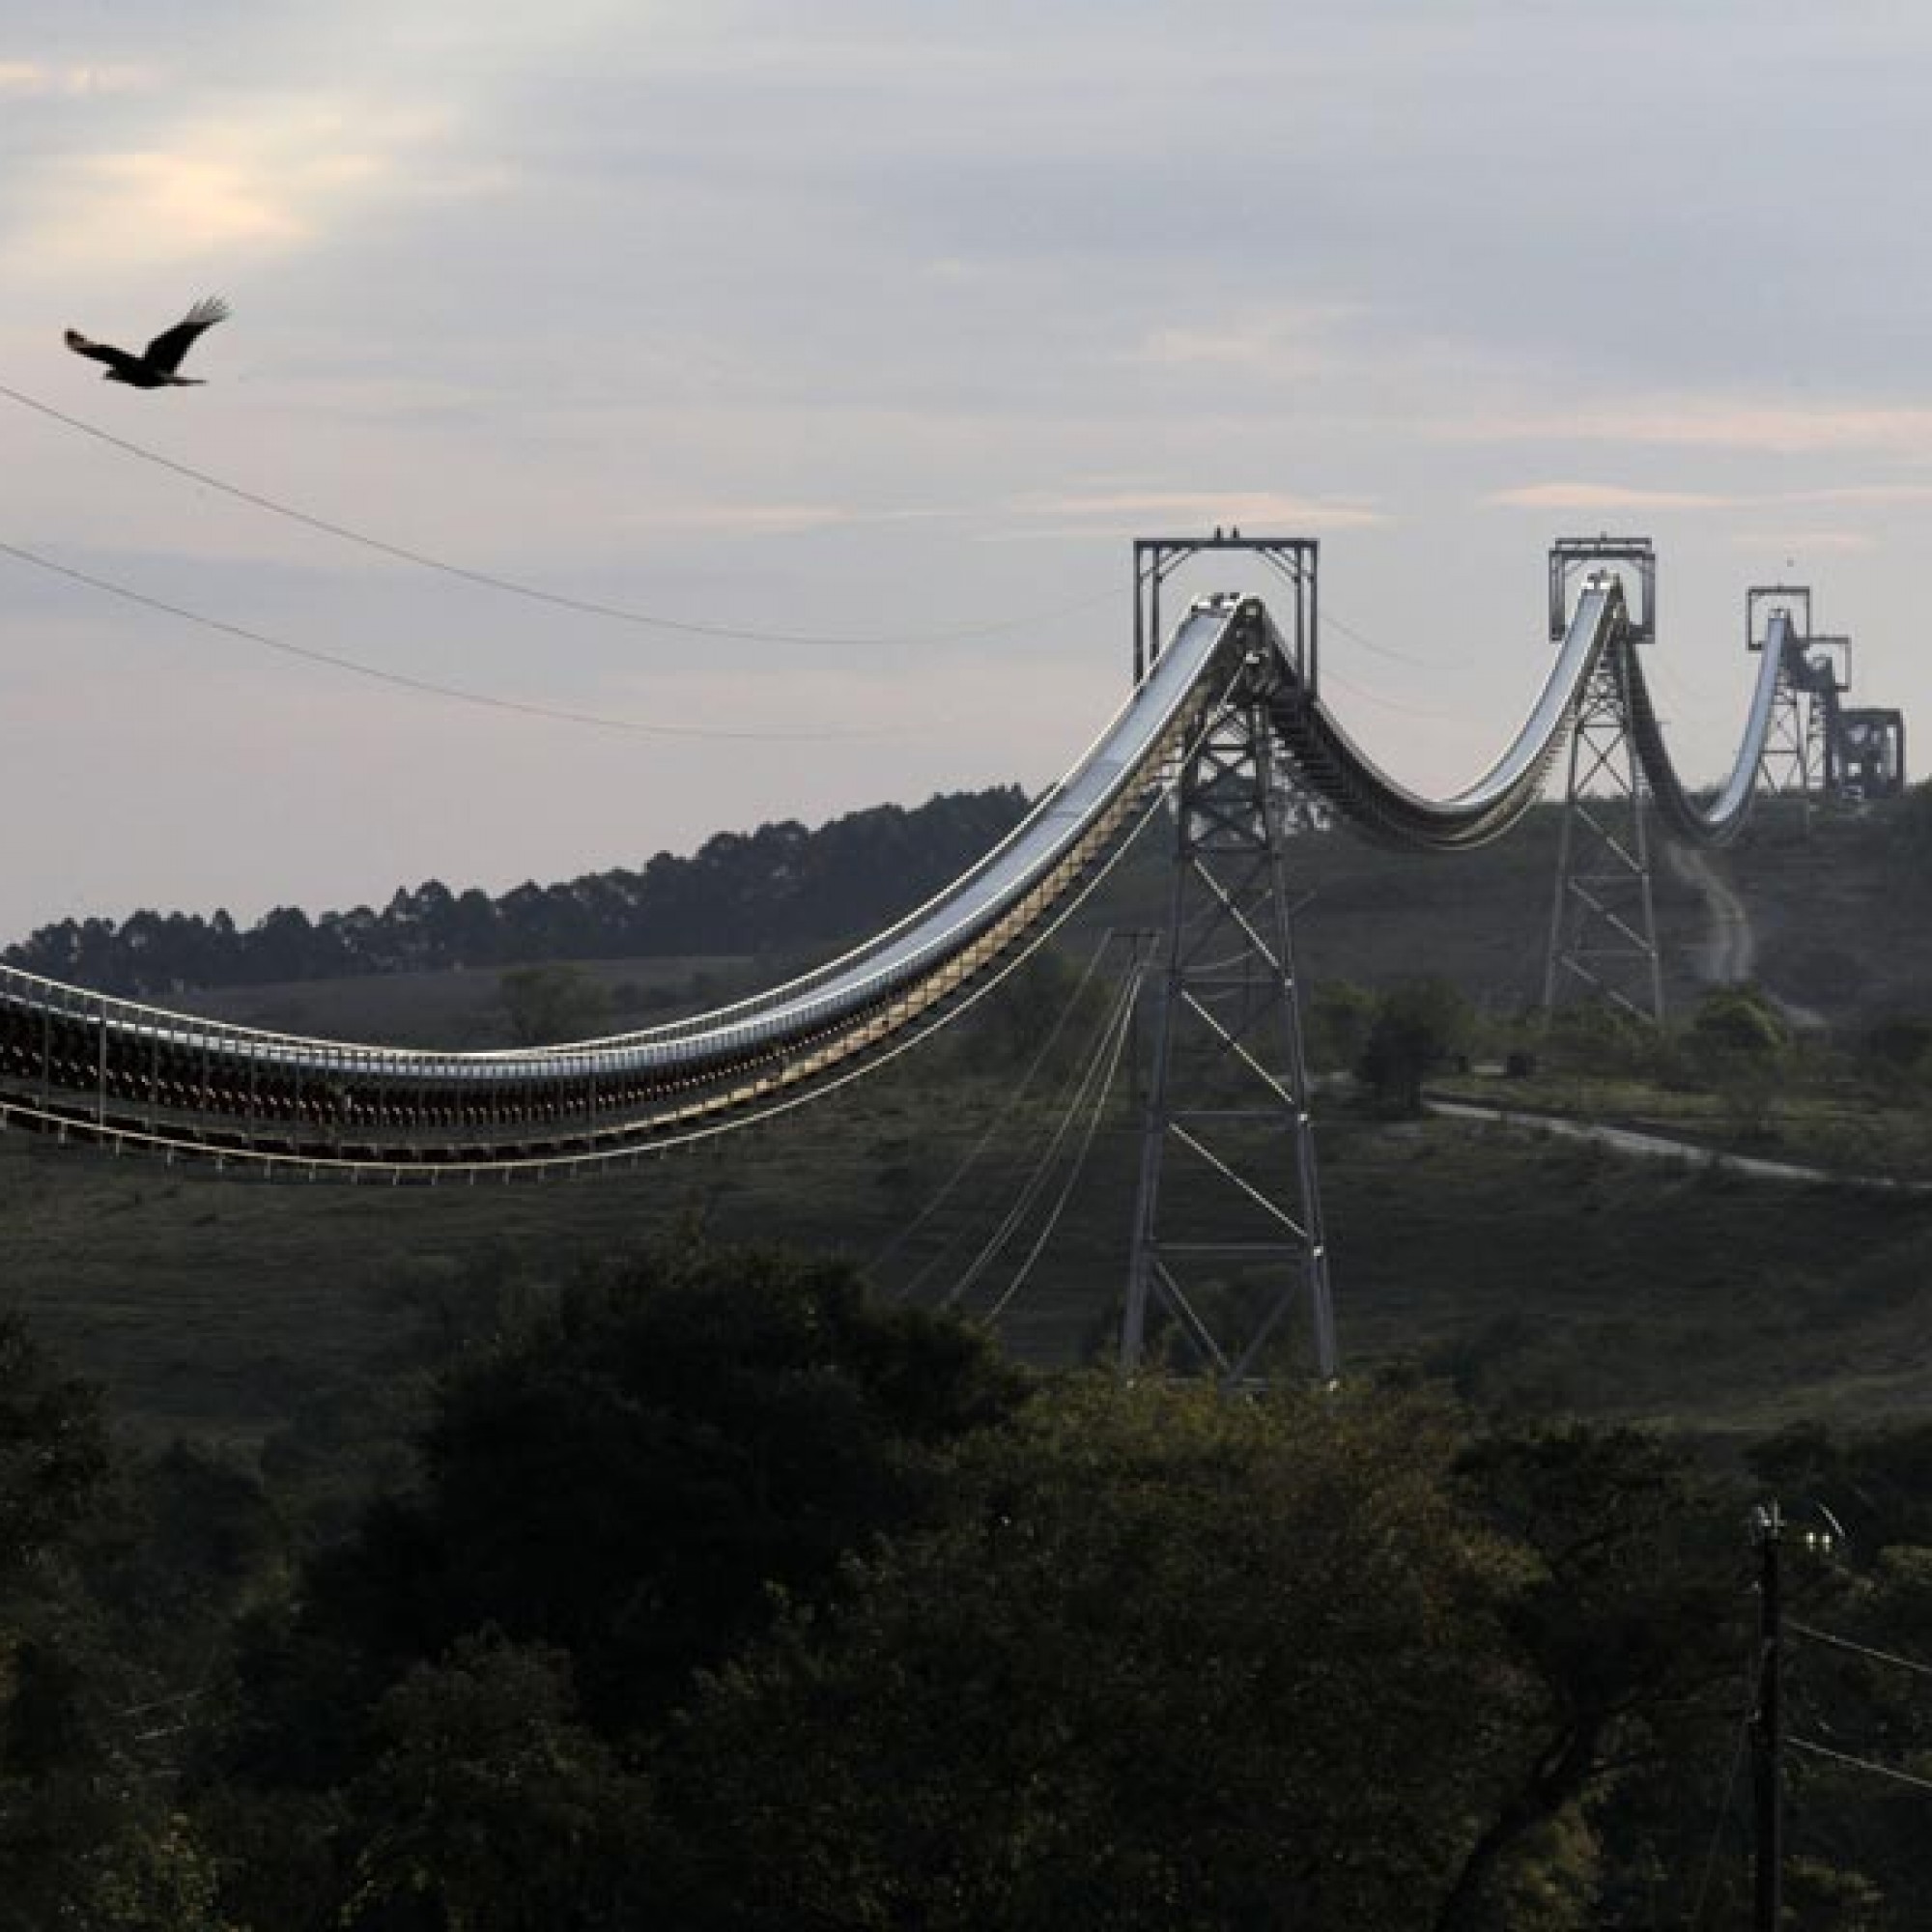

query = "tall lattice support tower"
[[1122, 583, 1337, 1388], [1747, 585, 1818, 802], [1758, 675, 1813, 798], [1542, 539, 1665, 1024]]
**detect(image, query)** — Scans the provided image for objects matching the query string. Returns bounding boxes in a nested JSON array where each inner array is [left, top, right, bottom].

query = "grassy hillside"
[[120, 789, 1932, 1048], [7, 787, 1931, 1455], [1066, 791, 1932, 1026], [172, 952, 767, 1048], [10, 1061, 1932, 1452]]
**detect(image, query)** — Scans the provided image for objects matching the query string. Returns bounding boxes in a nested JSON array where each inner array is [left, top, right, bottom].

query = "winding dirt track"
[[1428, 1096, 1926, 1192], [1663, 840, 1754, 982]]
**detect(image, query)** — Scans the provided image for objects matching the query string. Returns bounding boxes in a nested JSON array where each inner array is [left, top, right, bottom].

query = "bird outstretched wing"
[[64, 328, 139, 376], [142, 297, 231, 375]]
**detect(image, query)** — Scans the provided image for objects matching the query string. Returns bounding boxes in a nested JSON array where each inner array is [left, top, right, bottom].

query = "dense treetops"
[[3, 786, 1031, 997], [12, 1241, 1932, 1924]]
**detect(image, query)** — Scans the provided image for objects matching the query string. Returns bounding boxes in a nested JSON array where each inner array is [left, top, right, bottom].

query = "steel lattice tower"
[[1122, 651, 1337, 1387], [1543, 545, 1665, 1024], [1747, 585, 1818, 805], [1758, 673, 1814, 800]]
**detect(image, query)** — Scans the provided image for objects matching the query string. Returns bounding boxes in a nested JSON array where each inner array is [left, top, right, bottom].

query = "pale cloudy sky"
[[2, 0, 1929, 940]]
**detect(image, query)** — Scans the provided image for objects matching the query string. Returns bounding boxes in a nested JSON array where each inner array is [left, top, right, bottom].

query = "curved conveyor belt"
[[1624, 610, 1796, 844], [0, 575, 1806, 1177], [1267, 581, 1621, 850], [1263, 587, 1800, 853], [0, 596, 1259, 1177]]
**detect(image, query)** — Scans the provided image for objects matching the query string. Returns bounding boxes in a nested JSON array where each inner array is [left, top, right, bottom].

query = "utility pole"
[[1750, 1501, 1783, 1932]]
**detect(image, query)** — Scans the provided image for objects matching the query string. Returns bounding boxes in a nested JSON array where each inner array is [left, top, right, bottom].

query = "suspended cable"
[[0, 379, 1120, 648], [893, 660, 1245, 1290], [1790, 1620, 1932, 1683], [898, 971, 1128, 1305], [947, 967, 1141, 1307], [1687, 1635, 1768, 1929], [1321, 601, 1434, 668], [0, 537, 889, 743], [931, 978, 1134, 1305], [869, 925, 1128, 1275], [1687, 1711, 1753, 1926], [1645, 645, 1728, 714], [1790, 1735, 1932, 1796], [979, 961, 1141, 1326], [1317, 661, 1453, 721]]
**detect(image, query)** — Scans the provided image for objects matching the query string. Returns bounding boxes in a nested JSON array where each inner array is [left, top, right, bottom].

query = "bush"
[[1357, 978, 1473, 1113]]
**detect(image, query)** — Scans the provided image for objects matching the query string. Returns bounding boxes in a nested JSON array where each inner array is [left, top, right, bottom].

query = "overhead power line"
[[1687, 1638, 1765, 1930], [1321, 603, 1433, 668], [980, 961, 1142, 1326], [1318, 661, 1452, 720], [1790, 1619, 1932, 1683], [948, 965, 1142, 1311], [0, 537, 889, 743], [0, 379, 1119, 648], [1790, 1735, 1932, 1797], [0, 384, 1468, 691], [871, 926, 1125, 1278]]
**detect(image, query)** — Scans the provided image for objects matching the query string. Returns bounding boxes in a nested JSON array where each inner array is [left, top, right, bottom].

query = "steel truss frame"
[[1551, 536, 1656, 643], [1759, 672, 1815, 800], [1838, 706, 1908, 799], [1799, 639, 1852, 802], [1747, 584, 1817, 802], [1132, 534, 1318, 691], [1122, 658, 1337, 1387], [1543, 620, 1665, 1025]]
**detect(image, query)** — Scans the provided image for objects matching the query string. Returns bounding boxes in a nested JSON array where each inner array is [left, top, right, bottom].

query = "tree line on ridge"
[[4, 787, 1032, 997]]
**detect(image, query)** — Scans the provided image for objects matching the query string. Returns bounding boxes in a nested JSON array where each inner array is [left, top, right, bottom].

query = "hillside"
[[8, 1035, 1931, 1452], [4, 780, 1932, 1456], [3, 786, 1032, 999], [13, 777, 1930, 1041], [1074, 786, 1932, 1030]]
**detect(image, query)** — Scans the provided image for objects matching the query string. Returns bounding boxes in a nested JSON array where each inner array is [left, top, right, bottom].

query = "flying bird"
[[64, 297, 231, 387]]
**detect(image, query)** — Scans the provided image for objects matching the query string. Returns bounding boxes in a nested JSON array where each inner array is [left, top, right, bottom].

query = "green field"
[[11, 1057, 1932, 1453], [10, 790, 1932, 1453]]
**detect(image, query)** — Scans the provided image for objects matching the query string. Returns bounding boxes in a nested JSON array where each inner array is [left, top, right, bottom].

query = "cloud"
[[1450, 401, 1932, 456], [638, 501, 863, 537], [613, 501, 961, 537], [76, 150, 311, 252], [1128, 305, 1362, 381], [0, 61, 158, 98], [1490, 479, 1932, 522], [1013, 489, 1385, 531], [1783, 483, 1932, 507], [1728, 530, 1879, 555], [4, 95, 501, 273], [1487, 482, 1737, 512]]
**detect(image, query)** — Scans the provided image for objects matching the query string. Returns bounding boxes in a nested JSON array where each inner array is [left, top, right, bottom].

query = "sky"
[[3, 0, 1931, 943]]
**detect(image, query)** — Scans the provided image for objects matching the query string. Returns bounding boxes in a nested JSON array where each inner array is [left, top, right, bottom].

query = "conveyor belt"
[[0, 574, 1810, 1175]]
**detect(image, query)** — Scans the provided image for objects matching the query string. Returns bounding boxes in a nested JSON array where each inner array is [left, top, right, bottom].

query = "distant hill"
[[12, 779, 1932, 1036], [3, 787, 1032, 999], [1067, 786, 1932, 1030]]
